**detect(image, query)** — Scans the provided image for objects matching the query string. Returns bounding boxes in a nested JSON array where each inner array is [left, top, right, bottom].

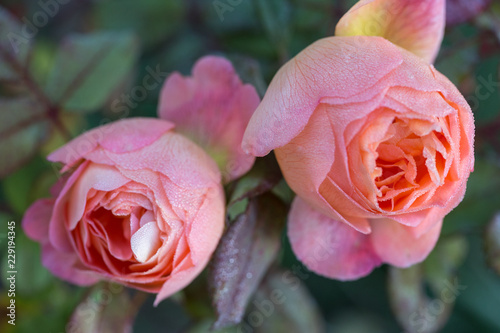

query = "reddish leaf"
[[446, 0, 492, 26], [0, 6, 56, 177], [244, 268, 324, 333], [0, 96, 50, 178], [0, 7, 32, 81], [209, 194, 286, 330]]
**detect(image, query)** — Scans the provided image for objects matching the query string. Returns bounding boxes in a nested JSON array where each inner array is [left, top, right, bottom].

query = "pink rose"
[[242, 0, 474, 279], [22, 118, 225, 305], [158, 56, 260, 182]]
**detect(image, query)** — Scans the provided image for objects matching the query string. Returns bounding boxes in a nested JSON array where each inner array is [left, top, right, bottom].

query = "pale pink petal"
[[86, 131, 221, 189], [49, 162, 90, 252], [274, 104, 334, 196], [335, 0, 445, 63], [288, 197, 381, 280], [67, 163, 130, 230], [159, 56, 260, 181], [153, 184, 224, 305], [48, 118, 174, 170], [22, 199, 54, 242], [242, 36, 403, 156], [370, 217, 443, 267], [387, 207, 443, 230], [186, 184, 225, 265], [154, 262, 206, 306], [42, 242, 101, 286], [131, 222, 161, 263]]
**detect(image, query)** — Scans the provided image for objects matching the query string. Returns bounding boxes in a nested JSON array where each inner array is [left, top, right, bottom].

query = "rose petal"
[[288, 197, 381, 280], [430, 67, 475, 175], [275, 104, 335, 196], [68, 163, 130, 230], [85, 132, 221, 189], [370, 217, 443, 267], [159, 56, 260, 181], [48, 118, 175, 170], [335, 0, 445, 63], [154, 264, 205, 306], [242, 36, 403, 157], [186, 185, 225, 265], [22, 199, 54, 242], [153, 184, 225, 305], [49, 161, 90, 251], [131, 222, 161, 263], [42, 242, 100, 286]]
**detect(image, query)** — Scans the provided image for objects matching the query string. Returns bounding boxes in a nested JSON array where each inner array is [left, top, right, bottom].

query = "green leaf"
[[472, 56, 500, 125], [485, 212, 500, 275], [254, 0, 292, 62], [229, 55, 268, 98], [209, 194, 286, 330], [0, 96, 50, 179], [388, 235, 469, 333], [45, 31, 140, 113], [1, 232, 52, 296], [1, 155, 54, 214], [204, 0, 257, 32], [93, 0, 185, 48], [228, 154, 282, 209], [455, 234, 500, 331], [67, 283, 144, 333], [244, 268, 324, 333]]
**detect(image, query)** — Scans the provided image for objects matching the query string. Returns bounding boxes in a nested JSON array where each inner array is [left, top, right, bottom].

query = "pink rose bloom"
[[22, 118, 225, 305], [158, 56, 260, 182], [242, 0, 474, 279]]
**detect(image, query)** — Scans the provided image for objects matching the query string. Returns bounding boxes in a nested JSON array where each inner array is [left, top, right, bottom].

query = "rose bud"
[[158, 56, 260, 183], [22, 118, 225, 305]]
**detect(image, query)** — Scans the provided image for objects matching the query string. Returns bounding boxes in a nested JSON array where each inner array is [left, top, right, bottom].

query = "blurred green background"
[[0, 0, 500, 332]]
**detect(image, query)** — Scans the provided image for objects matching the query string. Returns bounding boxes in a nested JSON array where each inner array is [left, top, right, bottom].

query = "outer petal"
[[22, 198, 54, 242], [335, 0, 445, 63], [154, 183, 225, 305], [22, 198, 100, 285], [430, 66, 475, 175], [186, 183, 225, 268], [370, 217, 443, 267], [288, 197, 381, 280], [275, 104, 372, 233], [67, 163, 130, 230], [85, 131, 221, 190], [48, 118, 175, 171], [242, 36, 403, 156], [158, 56, 260, 181], [42, 242, 101, 286]]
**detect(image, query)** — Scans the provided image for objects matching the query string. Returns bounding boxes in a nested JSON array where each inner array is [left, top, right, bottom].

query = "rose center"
[[82, 194, 164, 265], [361, 116, 451, 212]]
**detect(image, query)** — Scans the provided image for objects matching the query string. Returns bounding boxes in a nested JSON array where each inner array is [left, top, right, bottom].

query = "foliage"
[[0, 0, 500, 332]]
